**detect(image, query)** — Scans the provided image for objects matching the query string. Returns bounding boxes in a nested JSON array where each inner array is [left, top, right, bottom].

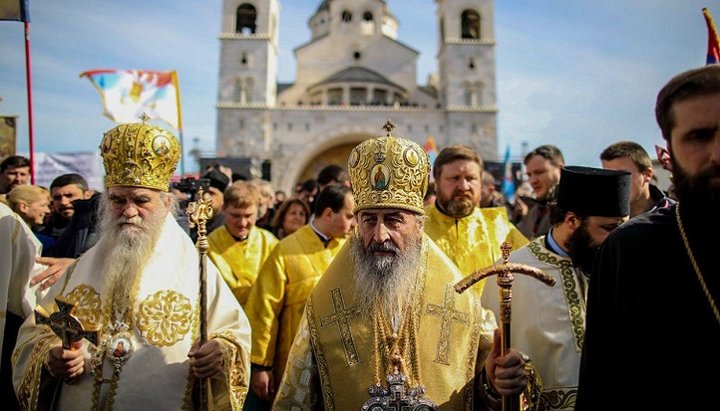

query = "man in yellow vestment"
[[274, 124, 528, 410], [12, 122, 251, 410], [425, 145, 528, 296], [208, 181, 278, 307], [245, 185, 355, 405]]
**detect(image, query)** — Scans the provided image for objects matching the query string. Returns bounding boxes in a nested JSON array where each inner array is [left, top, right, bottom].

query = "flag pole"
[[173, 71, 185, 177], [23, 20, 35, 184]]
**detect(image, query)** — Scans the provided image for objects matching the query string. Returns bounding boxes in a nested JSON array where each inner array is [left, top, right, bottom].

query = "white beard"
[[96, 198, 167, 310], [351, 230, 423, 332]]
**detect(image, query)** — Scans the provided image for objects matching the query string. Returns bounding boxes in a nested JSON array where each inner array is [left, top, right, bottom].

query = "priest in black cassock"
[[576, 65, 720, 410]]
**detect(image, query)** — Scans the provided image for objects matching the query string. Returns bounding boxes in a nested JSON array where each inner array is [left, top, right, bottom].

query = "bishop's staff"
[[454, 242, 555, 411], [187, 187, 214, 411]]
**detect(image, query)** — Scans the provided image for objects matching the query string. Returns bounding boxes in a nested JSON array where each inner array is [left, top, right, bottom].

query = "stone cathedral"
[[216, 0, 497, 192]]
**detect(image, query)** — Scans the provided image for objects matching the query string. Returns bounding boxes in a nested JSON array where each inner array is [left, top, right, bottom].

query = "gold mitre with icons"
[[348, 120, 430, 215], [99, 118, 181, 192]]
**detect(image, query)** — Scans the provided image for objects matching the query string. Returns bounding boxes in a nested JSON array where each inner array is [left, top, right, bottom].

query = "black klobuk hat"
[[556, 166, 631, 217]]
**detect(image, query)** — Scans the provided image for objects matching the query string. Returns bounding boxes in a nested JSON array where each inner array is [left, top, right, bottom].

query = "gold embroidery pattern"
[[319, 287, 362, 365], [11, 217, 20, 243], [464, 303, 483, 410], [348, 135, 430, 215], [540, 387, 577, 410], [15, 330, 57, 411], [137, 290, 192, 347], [307, 297, 336, 410], [213, 330, 250, 410], [64, 284, 102, 329], [528, 239, 585, 351], [426, 284, 470, 365]]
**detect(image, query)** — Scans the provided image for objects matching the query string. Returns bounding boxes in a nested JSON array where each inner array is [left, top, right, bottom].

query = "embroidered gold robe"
[[208, 224, 278, 307], [12, 215, 251, 411], [482, 236, 586, 410], [245, 224, 346, 388], [424, 205, 528, 296], [273, 235, 498, 410]]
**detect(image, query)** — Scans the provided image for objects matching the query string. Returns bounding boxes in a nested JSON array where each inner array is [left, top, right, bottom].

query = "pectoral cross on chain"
[[35, 296, 99, 349]]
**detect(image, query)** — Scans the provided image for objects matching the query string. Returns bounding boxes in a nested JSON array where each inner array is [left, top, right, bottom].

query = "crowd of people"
[[0, 64, 717, 410]]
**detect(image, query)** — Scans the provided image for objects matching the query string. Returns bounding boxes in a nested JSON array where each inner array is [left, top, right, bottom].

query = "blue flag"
[[0, 0, 30, 22], [501, 146, 516, 203]]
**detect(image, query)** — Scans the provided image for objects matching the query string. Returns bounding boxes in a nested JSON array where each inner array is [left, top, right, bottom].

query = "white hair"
[[351, 214, 424, 332]]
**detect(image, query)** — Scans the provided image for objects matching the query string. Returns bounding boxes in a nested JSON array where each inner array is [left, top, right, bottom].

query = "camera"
[[173, 178, 210, 209], [174, 177, 210, 195]]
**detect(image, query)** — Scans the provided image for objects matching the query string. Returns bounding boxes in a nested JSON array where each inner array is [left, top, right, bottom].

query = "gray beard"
[[96, 197, 166, 308], [350, 232, 423, 332]]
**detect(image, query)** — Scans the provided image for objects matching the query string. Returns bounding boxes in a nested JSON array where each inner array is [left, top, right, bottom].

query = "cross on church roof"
[[138, 113, 150, 123], [382, 119, 395, 135]]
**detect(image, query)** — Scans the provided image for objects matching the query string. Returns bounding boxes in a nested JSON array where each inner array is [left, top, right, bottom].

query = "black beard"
[[565, 221, 598, 274], [671, 156, 720, 224]]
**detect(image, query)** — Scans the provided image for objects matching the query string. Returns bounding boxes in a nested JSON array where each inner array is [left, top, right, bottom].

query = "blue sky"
[[0, 0, 714, 173]]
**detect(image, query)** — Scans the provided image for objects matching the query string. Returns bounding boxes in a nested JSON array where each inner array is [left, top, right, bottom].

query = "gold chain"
[[371, 290, 423, 387], [675, 203, 720, 325]]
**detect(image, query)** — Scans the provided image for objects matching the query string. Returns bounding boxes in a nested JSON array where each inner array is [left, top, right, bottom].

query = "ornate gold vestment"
[[245, 224, 346, 386], [208, 224, 278, 306], [12, 216, 251, 410], [424, 205, 528, 296], [273, 235, 497, 410]]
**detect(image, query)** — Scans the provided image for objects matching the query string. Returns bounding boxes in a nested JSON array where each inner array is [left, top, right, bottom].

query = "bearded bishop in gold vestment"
[[12, 123, 251, 410], [274, 124, 528, 410]]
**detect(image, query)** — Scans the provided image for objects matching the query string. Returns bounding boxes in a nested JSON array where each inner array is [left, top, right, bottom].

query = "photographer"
[[175, 170, 230, 241]]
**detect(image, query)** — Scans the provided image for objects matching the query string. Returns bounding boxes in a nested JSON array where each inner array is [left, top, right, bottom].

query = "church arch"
[[461, 9, 481, 39], [342, 10, 353, 23], [280, 133, 373, 192], [236, 3, 257, 34]]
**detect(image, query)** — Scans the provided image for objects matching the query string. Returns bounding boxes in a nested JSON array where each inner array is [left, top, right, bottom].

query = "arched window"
[[461, 9, 480, 39], [240, 52, 249, 67], [464, 88, 474, 107], [342, 10, 352, 23], [236, 3, 257, 34], [363, 11, 373, 21], [233, 78, 243, 103], [244, 77, 254, 103], [233, 77, 254, 104]]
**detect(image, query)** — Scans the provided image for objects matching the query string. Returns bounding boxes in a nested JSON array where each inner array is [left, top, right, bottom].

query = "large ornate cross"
[[186, 187, 214, 411], [454, 241, 555, 411], [319, 288, 362, 365], [426, 284, 470, 365], [35, 296, 99, 349]]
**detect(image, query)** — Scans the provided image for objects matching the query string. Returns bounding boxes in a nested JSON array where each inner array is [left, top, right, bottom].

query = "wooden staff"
[[186, 187, 214, 411], [455, 242, 555, 411]]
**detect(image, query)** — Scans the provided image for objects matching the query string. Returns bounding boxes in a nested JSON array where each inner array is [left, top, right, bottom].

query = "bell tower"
[[217, 0, 279, 157], [436, 0, 497, 158]]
